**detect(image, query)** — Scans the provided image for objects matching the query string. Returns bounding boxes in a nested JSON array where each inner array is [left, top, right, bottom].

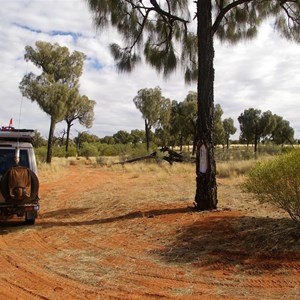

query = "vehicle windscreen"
[[0, 149, 30, 175]]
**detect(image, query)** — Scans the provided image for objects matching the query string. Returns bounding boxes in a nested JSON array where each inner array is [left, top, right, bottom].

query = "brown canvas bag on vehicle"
[[8, 166, 32, 201]]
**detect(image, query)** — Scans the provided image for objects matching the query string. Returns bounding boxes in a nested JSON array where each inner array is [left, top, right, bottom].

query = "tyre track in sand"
[[0, 165, 299, 299]]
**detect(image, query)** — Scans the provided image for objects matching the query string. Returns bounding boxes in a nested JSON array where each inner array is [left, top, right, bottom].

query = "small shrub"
[[65, 146, 77, 157], [98, 143, 120, 156], [52, 146, 67, 158], [96, 156, 107, 166], [281, 146, 294, 154], [35, 146, 47, 163], [127, 144, 148, 159], [80, 142, 99, 159], [242, 149, 300, 222]]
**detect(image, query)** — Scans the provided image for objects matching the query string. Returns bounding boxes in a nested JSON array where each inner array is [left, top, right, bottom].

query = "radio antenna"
[[15, 61, 29, 166], [18, 60, 29, 130]]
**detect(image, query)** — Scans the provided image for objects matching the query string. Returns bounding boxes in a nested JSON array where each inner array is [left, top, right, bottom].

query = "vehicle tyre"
[[25, 211, 36, 225], [25, 219, 35, 225], [25, 216, 35, 225]]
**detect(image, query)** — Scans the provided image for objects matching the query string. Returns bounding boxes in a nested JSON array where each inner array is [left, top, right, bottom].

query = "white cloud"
[[0, 0, 299, 141]]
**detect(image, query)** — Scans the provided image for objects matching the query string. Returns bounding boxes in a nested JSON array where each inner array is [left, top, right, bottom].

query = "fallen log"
[[117, 152, 157, 164], [116, 147, 190, 165]]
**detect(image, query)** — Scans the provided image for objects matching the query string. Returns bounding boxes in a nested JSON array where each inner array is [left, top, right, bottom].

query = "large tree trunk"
[[194, 0, 217, 210], [46, 117, 56, 164]]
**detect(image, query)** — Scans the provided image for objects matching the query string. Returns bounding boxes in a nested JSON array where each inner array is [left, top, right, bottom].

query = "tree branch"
[[212, 0, 253, 34], [150, 0, 189, 25]]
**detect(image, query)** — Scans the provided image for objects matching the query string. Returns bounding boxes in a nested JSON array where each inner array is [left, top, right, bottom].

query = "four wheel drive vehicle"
[[0, 127, 39, 225]]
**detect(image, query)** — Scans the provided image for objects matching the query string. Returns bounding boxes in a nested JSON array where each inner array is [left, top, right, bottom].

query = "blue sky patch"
[[87, 57, 103, 70], [14, 22, 42, 34], [13, 23, 82, 42], [50, 30, 82, 42]]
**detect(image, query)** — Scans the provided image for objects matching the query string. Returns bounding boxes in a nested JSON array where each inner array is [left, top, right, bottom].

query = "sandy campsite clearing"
[[0, 162, 299, 299]]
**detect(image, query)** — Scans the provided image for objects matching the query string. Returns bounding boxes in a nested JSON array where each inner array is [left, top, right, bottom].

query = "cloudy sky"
[[0, 0, 299, 140]]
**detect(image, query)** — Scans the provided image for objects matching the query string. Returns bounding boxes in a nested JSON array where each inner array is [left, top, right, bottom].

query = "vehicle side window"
[[0, 149, 30, 175]]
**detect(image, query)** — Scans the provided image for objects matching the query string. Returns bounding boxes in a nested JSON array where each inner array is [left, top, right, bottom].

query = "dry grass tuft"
[[38, 157, 71, 180], [38, 157, 259, 180], [109, 161, 195, 176], [217, 160, 257, 178]]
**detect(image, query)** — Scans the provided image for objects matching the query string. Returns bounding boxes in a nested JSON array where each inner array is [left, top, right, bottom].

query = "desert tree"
[[156, 96, 172, 147], [223, 118, 237, 149], [64, 94, 96, 157], [133, 87, 164, 152], [238, 108, 275, 152], [271, 114, 295, 146], [74, 131, 100, 152], [130, 129, 146, 144], [171, 92, 197, 152], [113, 130, 133, 144], [86, 0, 300, 210], [213, 104, 226, 146], [19, 41, 86, 163], [169, 100, 185, 149], [182, 92, 198, 153], [101, 135, 116, 145]]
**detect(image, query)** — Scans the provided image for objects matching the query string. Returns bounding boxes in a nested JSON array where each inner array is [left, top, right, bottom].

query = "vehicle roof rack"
[[0, 127, 34, 143]]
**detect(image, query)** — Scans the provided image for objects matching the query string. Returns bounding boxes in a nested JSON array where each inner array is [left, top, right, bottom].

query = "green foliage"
[[127, 143, 150, 159], [223, 117, 237, 148], [271, 115, 295, 145], [86, 1, 190, 77], [35, 145, 76, 163], [75, 132, 100, 150], [238, 108, 295, 151], [242, 149, 300, 222], [170, 92, 197, 150], [52, 146, 67, 158], [32, 130, 47, 148], [215, 1, 300, 43], [281, 147, 294, 154], [20, 41, 87, 163], [64, 95, 96, 153], [80, 142, 99, 159], [64, 146, 77, 157], [98, 143, 122, 156], [50, 146, 77, 158], [133, 87, 162, 128], [86, 0, 300, 79], [113, 130, 133, 144], [214, 104, 226, 145], [35, 146, 47, 163], [133, 87, 171, 152], [96, 142, 153, 158], [130, 129, 145, 144]]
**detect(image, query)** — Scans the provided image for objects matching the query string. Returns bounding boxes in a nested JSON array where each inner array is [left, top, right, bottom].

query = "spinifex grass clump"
[[217, 160, 256, 178], [242, 149, 300, 222]]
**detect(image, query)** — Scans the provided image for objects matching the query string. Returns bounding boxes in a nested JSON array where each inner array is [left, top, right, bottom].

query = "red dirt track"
[[0, 164, 299, 299]]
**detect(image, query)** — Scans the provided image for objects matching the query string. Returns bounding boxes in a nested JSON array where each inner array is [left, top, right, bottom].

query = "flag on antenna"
[[9, 118, 12, 127]]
